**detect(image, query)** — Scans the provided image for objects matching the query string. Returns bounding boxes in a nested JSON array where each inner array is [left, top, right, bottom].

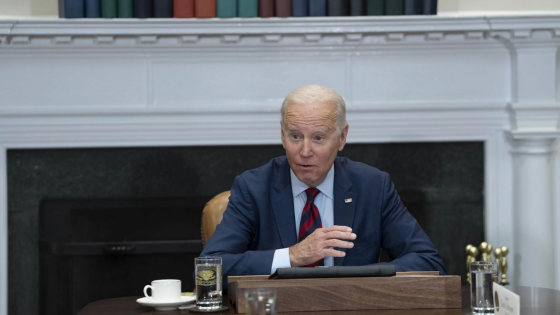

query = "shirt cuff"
[[270, 248, 291, 274]]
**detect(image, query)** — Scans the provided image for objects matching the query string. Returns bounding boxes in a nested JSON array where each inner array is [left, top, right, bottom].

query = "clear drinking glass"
[[470, 261, 499, 314], [195, 256, 222, 310], [245, 289, 277, 315]]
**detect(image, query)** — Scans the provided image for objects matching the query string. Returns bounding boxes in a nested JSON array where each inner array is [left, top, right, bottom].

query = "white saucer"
[[136, 296, 196, 311]]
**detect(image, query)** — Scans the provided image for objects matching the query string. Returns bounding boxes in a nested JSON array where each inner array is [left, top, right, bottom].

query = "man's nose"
[[300, 139, 313, 157]]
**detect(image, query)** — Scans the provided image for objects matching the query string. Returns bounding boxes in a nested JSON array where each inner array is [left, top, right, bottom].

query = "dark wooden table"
[[77, 286, 560, 315]]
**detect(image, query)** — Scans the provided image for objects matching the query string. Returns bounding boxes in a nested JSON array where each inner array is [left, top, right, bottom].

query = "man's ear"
[[280, 121, 286, 149], [338, 124, 349, 151]]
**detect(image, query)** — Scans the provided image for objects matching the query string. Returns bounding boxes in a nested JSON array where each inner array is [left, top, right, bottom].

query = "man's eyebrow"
[[284, 125, 332, 133], [285, 125, 299, 132]]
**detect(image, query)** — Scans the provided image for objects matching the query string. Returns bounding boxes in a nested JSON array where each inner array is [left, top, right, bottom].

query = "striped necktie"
[[298, 187, 323, 267]]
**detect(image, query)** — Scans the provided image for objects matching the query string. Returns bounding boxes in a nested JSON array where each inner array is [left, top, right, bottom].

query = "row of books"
[[60, 0, 437, 19]]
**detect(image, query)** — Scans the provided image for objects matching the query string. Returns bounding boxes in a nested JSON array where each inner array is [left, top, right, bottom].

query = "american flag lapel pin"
[[344, 198, 352, 203]]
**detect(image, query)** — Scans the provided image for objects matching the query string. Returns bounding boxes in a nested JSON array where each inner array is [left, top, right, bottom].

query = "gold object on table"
[[479, 242, 493, 262], [466, 241, 510, 285], [466, 245, 472, 283], [501, 246, 509, 285], [494, 248, 502, 272], [493, 247, 503, 283], [466, 244, 478, 284]]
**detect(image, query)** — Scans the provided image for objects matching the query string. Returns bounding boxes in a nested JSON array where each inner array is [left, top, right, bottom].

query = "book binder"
[[101, 0, 117, 18], [174, 0, 194, 17], [117, 0, 133, 17], [134, 0, 153, 18], [217, 0, 237, 17], [385, 0, 403, 15], [259, 0, 274, 17], [275, 0, 291, 17], [366, 0, 383, 15], [65, 0, 85, 18], [195, 0, 217, 17], [292, 0, 308, 16], [154, 0, 173, 17], [350, 0, 365, 15], [327, 0, 349, 16], [85, 0, 101, 17], [238, 0, 258, 17], [309, 0, 326, 16]]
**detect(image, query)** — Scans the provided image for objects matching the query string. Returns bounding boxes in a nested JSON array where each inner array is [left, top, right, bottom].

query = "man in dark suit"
[[201, 85, 446, 289]]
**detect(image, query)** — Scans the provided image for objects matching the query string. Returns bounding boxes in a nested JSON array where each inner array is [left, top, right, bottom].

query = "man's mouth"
[[299, 164, 314, 169]]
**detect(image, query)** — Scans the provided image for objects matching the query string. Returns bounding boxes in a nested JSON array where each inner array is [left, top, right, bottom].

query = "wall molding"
[[0, 101, 509, 148], [0, 16, 559, 49]]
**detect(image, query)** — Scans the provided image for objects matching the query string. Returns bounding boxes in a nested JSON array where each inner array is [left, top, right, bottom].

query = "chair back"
[[201, 191, 230, 247]]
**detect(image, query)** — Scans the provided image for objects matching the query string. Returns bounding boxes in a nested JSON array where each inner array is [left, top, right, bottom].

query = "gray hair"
[[280, 85, 347, 134]]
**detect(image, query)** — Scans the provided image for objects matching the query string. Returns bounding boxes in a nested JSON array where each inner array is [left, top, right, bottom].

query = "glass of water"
[[195, 256, 222, 310], [245, 289, 277, 315], [470, 261, 498, 314]]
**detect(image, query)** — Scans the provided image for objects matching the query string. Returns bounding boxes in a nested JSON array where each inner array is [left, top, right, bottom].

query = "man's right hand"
[[288, 225, 356, 267]]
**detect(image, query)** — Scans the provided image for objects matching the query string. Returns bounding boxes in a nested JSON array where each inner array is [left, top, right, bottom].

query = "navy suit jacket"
[[201, 156, 446, 289]]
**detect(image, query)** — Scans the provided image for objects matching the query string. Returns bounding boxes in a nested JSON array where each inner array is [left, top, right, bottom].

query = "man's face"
[[281, 101, 348, 188]]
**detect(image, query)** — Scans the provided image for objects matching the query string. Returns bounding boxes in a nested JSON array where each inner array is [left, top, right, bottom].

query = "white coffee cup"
[[143, 279, 181, 302]]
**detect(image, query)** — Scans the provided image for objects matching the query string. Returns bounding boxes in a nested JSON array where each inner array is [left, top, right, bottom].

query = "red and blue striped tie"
[[298, 187, 323, 267]]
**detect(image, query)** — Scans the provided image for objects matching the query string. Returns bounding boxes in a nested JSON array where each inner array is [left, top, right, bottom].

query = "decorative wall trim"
[[0, 101, 509, 148], [0, 16, 559, 49], [510, 138, 557, 154], [510, 130, 560, 140], [509, 103, 560, 131]]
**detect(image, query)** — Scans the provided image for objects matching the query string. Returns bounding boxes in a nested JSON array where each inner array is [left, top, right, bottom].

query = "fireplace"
[[1, 14, 560, 315]]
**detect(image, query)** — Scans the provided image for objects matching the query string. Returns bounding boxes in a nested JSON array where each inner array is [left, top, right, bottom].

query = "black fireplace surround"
[[39, 197, 209, 314], [8, 143, 484, 315]]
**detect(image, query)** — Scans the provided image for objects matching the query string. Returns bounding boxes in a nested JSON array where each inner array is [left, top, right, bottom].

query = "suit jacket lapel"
[[333, 159, 357, 266], [270, 159, 297, 248]]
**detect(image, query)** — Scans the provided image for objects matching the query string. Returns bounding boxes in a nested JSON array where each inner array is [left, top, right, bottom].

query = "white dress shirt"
[[270, 165, 335, 274]]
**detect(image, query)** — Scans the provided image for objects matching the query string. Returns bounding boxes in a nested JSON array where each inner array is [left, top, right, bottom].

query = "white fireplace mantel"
[[1, 15, 560, 315]]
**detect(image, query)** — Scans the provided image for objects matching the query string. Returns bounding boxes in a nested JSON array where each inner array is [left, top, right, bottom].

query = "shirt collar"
[[290, 164, 334, 200]]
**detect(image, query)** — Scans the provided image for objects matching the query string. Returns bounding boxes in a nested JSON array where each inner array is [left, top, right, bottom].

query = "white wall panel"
[[351, 51, 510, 102], [151, 57, 348, 108], [517, 50, 557, 101], [0, 57, 147, 107]]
